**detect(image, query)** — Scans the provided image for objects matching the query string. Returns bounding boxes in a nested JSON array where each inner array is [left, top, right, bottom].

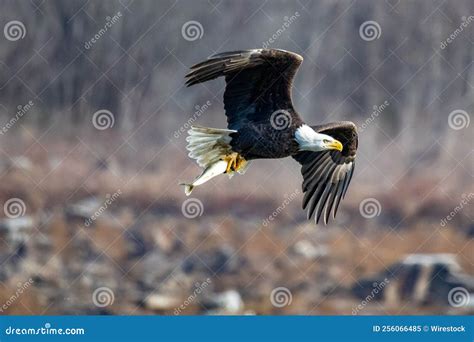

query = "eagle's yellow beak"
[[326, 139, 343, 152]]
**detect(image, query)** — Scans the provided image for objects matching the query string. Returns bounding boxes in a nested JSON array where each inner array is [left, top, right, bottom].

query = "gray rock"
[[293, 240, 328, 259], [182, 245, 242, 275], [201, 289, 244, 314], [145, 293, 182, 311], [351, 253, 474, 306], [0, 216, 34, 243], [65, 197, 102, 223]]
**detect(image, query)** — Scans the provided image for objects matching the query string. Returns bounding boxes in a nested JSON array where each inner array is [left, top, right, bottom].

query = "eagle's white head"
[[295, 124, 343, 152]]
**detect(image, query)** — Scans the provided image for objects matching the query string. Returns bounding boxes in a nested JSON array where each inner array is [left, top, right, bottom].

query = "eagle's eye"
[[323, 139, 330, 144]]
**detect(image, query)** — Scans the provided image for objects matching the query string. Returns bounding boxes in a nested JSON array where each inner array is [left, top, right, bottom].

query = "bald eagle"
[[181, 49, 358, 224]]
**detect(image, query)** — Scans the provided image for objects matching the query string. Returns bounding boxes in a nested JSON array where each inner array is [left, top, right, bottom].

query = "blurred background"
[[0, 0, 472, 315]]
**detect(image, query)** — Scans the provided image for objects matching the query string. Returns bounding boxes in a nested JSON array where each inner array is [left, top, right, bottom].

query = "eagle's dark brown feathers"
[[186, 49, 303, 130], [293, 122, 357, 224]]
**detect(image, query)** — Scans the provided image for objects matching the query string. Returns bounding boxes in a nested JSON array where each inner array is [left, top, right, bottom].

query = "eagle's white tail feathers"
[[186, 126, 237, 168]]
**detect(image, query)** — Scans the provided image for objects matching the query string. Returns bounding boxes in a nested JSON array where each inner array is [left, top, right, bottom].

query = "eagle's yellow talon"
[[223, 152, 245, 174]]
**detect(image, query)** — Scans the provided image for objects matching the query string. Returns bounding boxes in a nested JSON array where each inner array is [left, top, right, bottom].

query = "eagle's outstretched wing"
[[292, 121, 358, 224], [185, 49, 303, 130]]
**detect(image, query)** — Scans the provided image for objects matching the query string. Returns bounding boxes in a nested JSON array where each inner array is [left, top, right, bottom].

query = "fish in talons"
[[180, 153, 248, 196]]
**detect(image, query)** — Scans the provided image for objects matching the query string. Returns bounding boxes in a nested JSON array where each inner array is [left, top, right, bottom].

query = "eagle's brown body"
[[230, 122, 302, 160]]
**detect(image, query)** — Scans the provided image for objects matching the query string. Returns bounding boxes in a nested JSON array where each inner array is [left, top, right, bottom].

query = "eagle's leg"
[[223, 152, 247, 173], [223, 152, 238, 173], [236, 157, 249, 174]]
